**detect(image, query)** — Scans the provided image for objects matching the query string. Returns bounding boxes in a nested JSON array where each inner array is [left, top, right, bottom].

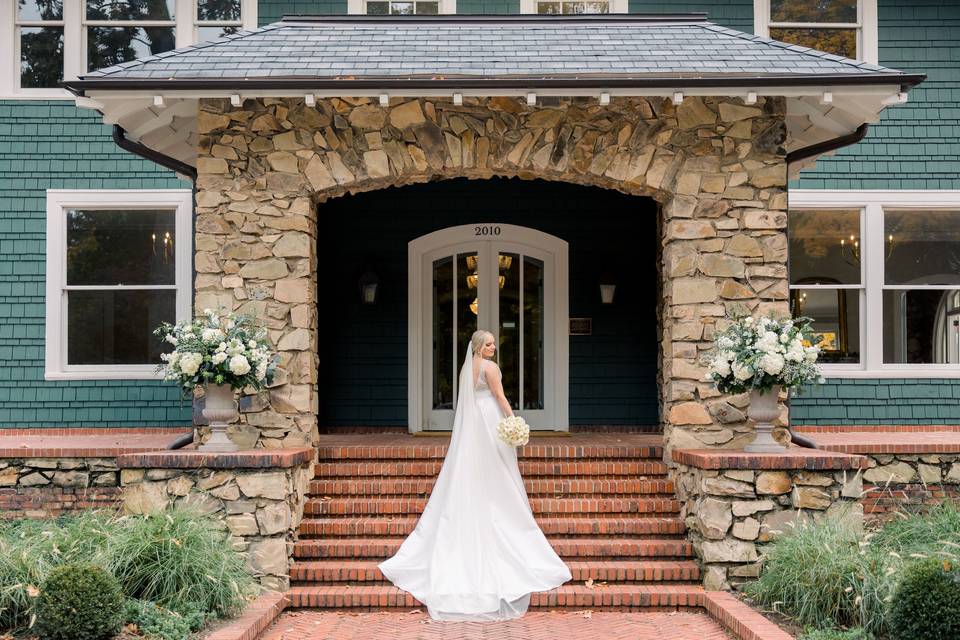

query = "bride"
[[378, 329, 571, 620]]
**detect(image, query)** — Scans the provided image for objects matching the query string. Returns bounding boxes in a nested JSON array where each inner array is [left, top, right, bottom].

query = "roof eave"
[[65, 72, 926, 94]]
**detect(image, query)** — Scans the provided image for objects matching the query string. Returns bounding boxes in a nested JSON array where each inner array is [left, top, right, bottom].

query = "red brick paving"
[[258, 610, 735, 640], [0, 430, 191, 457]]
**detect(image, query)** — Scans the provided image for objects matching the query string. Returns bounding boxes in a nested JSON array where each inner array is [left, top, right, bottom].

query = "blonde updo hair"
[[470, 330, 495, 358]]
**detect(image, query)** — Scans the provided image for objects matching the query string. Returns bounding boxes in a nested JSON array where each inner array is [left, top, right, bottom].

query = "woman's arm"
[[484, 362, 515, 418]]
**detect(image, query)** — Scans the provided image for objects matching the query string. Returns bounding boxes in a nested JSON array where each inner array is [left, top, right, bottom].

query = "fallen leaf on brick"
[[584, 578, 594, 588], [408, 609, 422, 614], [581, 610, 592, 619]]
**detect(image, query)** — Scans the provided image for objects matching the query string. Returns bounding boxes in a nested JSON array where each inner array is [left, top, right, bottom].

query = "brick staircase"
[[286, 433, 704, 610]]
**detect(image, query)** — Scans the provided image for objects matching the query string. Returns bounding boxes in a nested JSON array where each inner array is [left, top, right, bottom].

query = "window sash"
[[755, 0, 877, 64], [790, 190, 960, 378], [4, 0, 256, 97], [45, 190, 193, 380]]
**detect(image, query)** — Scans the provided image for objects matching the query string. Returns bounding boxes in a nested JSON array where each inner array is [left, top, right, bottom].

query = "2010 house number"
[[475, 225, 501, 236]]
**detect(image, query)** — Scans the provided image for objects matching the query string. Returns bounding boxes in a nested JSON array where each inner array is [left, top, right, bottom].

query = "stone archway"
[[193, 94, 790, 453]]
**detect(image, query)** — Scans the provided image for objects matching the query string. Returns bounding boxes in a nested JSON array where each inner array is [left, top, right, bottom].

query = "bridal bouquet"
[[154, 309, 278, 393], [706, 314, 823, 394], [497, 415, 530, 447]]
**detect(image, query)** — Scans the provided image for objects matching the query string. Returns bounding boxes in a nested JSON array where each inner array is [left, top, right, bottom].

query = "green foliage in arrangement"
[[122, 599, 207, 640], [0, 507, 255, 635], [747, 501, 960, 637], [34, 563, 124, 640], [888, 558, 960, 640]]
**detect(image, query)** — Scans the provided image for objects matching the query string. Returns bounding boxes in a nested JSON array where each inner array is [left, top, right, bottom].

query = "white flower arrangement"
[[706, 314, 823, 394], [497, 415, 530, 447], [154, 309, 278, 393]]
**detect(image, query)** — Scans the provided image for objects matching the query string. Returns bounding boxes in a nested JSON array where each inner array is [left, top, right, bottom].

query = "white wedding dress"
[[378, 349, 571, 621]]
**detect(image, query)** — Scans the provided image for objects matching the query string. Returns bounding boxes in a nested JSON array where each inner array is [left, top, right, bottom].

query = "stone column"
[[194, 98, 319, 449]]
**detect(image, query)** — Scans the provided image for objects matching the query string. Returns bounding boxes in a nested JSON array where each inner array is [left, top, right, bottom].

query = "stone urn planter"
[[744, 385, 786, 453], [200, 383, 240, 452]]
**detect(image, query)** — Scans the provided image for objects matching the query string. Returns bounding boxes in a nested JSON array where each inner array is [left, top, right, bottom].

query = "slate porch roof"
[[68, 14, 923, 90]]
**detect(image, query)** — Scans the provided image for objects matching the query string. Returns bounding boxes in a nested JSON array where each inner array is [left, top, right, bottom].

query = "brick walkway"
[[258, 610, 734, 640]]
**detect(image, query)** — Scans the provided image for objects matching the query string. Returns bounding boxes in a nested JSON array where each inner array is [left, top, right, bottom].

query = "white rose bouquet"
[[497, 415, 530, 447], [706, 314, 823, 394], [154, 309, 278, 394]]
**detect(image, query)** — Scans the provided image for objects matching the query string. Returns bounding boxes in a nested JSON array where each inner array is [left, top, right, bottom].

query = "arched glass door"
[[409, 225, 568, 431]]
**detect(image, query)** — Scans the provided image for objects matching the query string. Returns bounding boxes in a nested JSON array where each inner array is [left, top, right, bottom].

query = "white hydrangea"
[[732, 362, 753, 381], [202, 328, 225, 344], [255, 360, 268, 381], [229, 354, 251, 376], [711, 355, 732, 377], [805, 346, 820, 363], [211, 352, 228, 365], [759, 352, 785, 375], [165, 334, 178, 346], [756, 331, 781, 354], [179, 352, 203, 376], [717, 336, 734, 350]]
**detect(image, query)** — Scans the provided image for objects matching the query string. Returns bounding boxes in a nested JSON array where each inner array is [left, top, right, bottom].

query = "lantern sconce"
[[599, 271, 617, 305], [359, 265, 380, 305]]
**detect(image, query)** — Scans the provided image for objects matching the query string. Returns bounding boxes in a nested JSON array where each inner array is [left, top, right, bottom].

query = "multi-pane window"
[[757, 0, 877, 63], [17, 0, 65, 89], [537, 1, 609, 14], [788, 209, 863, 364], [6, 0, 254, 95], [366, 1, 439, 15], [46, 190, 192, 380], [789, 192, 960, 375]]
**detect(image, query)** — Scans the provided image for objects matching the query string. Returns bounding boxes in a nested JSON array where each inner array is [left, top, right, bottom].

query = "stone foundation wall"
[[861, 453, 960, 519], [118, 449, 312, 592], [672, 450, 867, 590], [0, 457, 121, 519], [194, 93, 791, 451]]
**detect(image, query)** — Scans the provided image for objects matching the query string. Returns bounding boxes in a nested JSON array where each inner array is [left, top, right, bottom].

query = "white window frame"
[[45, 189, 193, 380], [790, 189, 960, 379], [754, 0, 878, 65], [519, 0, 628, 14], [348, 0, 457, 14], [1, 0, 257, 99]]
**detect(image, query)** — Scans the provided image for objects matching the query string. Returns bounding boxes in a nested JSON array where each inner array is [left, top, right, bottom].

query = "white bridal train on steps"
[[378, 340, 571, 621]]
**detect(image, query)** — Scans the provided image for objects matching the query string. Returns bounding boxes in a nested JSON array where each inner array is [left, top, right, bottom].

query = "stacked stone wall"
[[0, 457, 121, 519], [194, 94, 791, 451], [860, 453, 960, 519], [119, 451, 312, 591]]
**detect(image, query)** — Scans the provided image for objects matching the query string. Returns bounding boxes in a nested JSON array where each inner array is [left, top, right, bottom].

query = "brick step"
[[309, 477, 674, 496], [304, 496, 681, 516], [290, 559, 701, 584], [285, 584, 704, 609], [298, 515, 686, 537], [313, 459, 668, 478], [316, 443, 663, 462], [293, 537, 694, 560]]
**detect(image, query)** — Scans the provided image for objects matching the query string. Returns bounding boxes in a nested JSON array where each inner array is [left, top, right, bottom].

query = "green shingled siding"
[[791, 379, 960, 425], [629, 0, 752, 31], [457, 0, 518, 14], [796, 0, 960, 189], [259, 0, 346, 24], [0, 101, 192, 428]]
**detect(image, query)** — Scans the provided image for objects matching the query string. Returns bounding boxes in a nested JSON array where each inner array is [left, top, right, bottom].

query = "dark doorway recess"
[[316, 177, 660, 428]]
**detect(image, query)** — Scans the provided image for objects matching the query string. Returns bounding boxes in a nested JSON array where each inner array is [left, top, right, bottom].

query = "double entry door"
[[408, 224, 568, 432]]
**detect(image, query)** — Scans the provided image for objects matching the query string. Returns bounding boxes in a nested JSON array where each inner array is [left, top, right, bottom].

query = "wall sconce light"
[[359, 266, 380, 305], [599, 272, 617, 305]]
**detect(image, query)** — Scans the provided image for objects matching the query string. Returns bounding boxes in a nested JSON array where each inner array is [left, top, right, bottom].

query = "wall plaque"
[[569, 318, 592, 336]]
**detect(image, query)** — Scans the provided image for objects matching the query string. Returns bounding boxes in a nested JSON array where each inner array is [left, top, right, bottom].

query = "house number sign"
[[475, 225, 502, 236]]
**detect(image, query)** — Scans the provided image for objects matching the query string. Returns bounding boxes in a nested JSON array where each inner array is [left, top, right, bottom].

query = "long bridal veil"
[[378, 345, 571, 620]]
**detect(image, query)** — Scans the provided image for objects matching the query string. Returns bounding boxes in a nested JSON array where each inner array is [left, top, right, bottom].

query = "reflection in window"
[[197, 0, 241, 21], [768, 0, 861, 59], [788, 209, 861, 285], [67, 209, 175, 286], [85, 0, 176, 20], [537, 1, 609, 14], [432, 257, 453, 410], [68, 290, 175, 365], [884, 210, 960, 286], [20, 26, 64, 89], [366, 1, 439, 14], [883, 290, 960, 364], [87, 27, 177, 70], [791, 288, 860, 364], [19, 0, 64, 21]]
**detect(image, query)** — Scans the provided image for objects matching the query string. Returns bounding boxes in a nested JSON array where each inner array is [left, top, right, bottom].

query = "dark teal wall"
[[0, 102, 192, 428], [791, 379, 960, 425], [629, 0, 752, 30], [316, 177, 661, 426], [259, 0, 346, 24], [795, 0, 960, 189]]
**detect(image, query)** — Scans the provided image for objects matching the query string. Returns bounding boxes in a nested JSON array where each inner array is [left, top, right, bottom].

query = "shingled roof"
[[69, 14, 922, 90]]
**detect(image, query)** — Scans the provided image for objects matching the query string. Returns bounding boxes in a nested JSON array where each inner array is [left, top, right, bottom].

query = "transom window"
[[4, 0, 256, 97], [789, 191, 960, 377], [45, 190, 193, 380], [755, 0, 878, 64], [537, 1, 609, 14]]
